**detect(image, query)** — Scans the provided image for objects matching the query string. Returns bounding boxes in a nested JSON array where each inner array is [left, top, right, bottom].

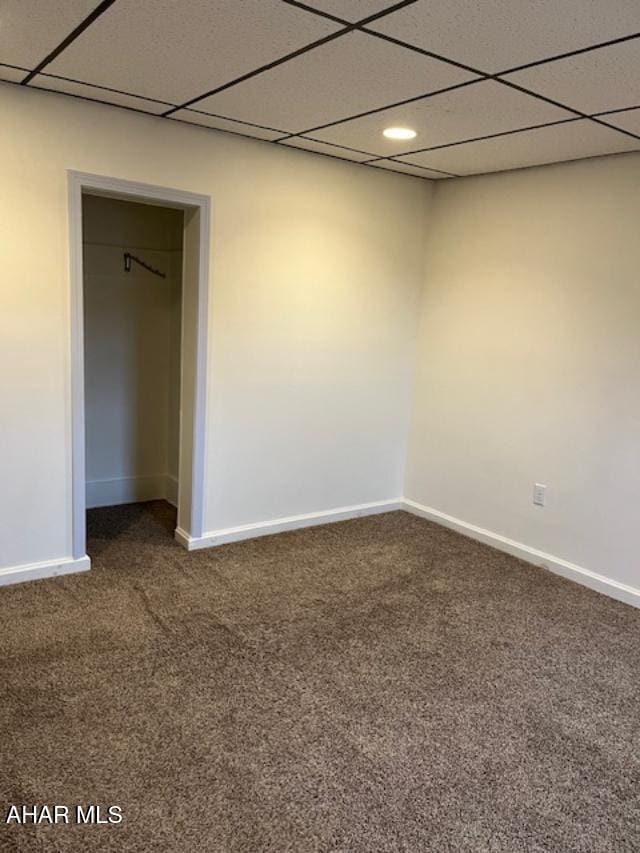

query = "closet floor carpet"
[[1, 501, 638, 852]]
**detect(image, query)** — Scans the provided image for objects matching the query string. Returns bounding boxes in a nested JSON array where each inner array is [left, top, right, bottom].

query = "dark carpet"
[[0, 502, 638, 852]]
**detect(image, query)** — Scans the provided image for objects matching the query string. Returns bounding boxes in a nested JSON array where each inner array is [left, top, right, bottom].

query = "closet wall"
[[82, 195, 183, 508]]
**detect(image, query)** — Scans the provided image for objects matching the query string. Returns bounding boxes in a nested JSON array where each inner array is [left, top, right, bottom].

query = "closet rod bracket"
[[123, 251, 166, 278]]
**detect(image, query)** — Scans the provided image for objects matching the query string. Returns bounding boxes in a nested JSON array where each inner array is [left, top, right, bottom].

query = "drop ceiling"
[[1, 0, 639, 180]]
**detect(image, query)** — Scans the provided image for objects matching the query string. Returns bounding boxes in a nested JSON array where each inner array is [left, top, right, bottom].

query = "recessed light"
[[383, 127, 417, 140]]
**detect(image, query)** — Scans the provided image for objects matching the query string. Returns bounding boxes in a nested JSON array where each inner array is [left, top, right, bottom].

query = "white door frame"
[[67, 170, 211, 559]]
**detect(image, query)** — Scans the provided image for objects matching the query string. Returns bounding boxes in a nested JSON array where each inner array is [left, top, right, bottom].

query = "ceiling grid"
[[0, 0, 638, 179]]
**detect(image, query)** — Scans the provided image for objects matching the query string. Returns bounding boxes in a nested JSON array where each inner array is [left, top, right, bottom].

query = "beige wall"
[[405, 152, 640, 591], [0, 82, 430, 571], [83, 195, 183, 507]]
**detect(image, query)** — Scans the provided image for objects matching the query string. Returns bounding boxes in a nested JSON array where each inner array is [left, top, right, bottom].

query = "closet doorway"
[[68, 172, 211, 562]]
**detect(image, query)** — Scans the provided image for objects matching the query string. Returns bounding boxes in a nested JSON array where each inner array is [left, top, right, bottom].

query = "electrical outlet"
[[533, 483, 547, 507]]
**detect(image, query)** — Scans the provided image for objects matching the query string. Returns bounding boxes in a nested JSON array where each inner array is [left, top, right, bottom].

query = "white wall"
[[405, 152, 640, 596], [0, 83, 429, 572], [1, 81, 638, 605], [83, 195, 182, 508]]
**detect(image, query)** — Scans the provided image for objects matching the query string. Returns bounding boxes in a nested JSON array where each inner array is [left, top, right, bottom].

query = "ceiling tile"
[[46, 0, 341, 105], [397, 120, 640, 176], [372, 160, 453, 178], [0, 65, 28, 84], [279, 137, 375, 161], [195, 30, 474, 134], [30, 74, 173, 115], [369, 0, 640, 73], [171, 109, 286, 141], [312, 79, 573, 156], [0, 0, 97, 69], [299, 1, 401, 22], [599, 107, 640, 136], [504, 40, 640, 115]]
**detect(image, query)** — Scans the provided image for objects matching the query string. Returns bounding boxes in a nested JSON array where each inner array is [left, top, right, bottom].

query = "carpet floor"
[[0, 502, 638, 852]]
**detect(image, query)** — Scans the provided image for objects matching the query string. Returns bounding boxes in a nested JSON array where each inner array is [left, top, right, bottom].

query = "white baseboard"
[[174, 526, 192, 550], [3, 496, 635, 611], [402, 498, 640, 609], [86, 474, 168, 508], [0, 554, 91, 588], [174, 499, 403, 551]]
